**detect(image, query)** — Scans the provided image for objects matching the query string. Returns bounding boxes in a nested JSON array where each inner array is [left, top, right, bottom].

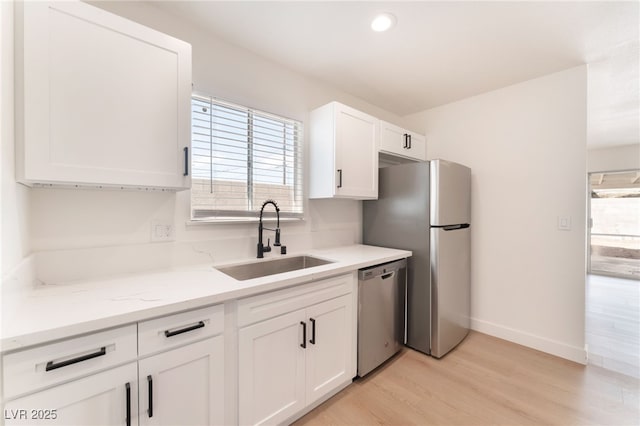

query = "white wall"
[[1, 1, 30, 276], [588, 144, 640, 172], [4, 1, 408, 278], [405, 67, 588, 363]]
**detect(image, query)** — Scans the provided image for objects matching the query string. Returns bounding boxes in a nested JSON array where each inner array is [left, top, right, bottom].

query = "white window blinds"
[[191, 95, 304, 220]]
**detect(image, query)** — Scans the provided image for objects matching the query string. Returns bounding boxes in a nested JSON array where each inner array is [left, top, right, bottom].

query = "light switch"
[[557, 216, 571, 231]]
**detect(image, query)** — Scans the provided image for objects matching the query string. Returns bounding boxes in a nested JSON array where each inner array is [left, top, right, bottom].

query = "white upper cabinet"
[[379, 120, 426, 162], [15, 1, 192, 190], [309, 102, 379, 199]]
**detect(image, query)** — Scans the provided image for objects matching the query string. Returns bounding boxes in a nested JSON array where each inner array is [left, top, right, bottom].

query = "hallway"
[[586, 274, 640, 378]]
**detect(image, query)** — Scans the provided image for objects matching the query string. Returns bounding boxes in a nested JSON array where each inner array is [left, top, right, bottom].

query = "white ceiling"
[[152, 1, 640, 148]]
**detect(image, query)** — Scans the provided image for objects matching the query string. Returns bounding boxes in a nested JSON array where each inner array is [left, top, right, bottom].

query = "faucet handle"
[[263, 238, 272, 253]]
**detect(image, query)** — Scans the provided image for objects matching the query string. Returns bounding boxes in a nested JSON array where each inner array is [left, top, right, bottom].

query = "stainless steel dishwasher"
[[357, 258, 407, 377]]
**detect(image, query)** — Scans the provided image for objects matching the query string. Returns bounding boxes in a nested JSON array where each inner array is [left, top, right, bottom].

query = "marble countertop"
[[1, 244, 411, 353]]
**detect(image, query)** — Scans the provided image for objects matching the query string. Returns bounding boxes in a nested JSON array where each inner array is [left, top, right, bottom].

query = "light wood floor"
[[295, 332, 639, 425], [586, 274, 640, 378]]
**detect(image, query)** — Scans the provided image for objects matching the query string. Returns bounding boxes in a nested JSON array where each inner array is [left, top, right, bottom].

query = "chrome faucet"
[[257, 199, 281, 258]]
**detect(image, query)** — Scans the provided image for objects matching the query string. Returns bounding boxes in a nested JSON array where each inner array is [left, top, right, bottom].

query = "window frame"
[[190, 94, 304, 222]]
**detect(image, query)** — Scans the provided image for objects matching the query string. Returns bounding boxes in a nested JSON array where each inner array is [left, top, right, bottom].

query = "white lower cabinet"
[[137, 305, 225, 426], [237, 274, 356, 425], [305, 295, 353, 406], [2, 325, 138, 425], [3, 363, 138, 426], [238, 309, 307, 425], [1, 306, 225, 426], [138, 336, 225, 426], [1, 274, 361, 426]]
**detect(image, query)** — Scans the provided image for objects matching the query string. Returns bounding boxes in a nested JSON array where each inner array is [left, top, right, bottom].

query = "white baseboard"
[[471, 318, 587, 365]]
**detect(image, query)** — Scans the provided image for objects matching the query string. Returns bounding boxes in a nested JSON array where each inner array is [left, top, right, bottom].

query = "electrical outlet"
[[151, 220, 175, 242]]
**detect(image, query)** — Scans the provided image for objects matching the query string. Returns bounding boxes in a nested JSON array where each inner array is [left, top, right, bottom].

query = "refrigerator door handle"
[[442, 224, 470, 231]]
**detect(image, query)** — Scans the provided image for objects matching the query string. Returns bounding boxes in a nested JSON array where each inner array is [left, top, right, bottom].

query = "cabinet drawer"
[[237, 273, 355, 327], [138, 304, 224, 356], [4, 363, 138, 426], [2, 325, 137, 399]]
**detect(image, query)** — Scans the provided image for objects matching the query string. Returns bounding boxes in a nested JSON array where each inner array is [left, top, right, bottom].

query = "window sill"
[[186, 217, 305, 226]]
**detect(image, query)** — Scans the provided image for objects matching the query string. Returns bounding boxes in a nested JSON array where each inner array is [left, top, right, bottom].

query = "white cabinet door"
[[406, 132, 426, 161], [379, 120, 407, 156], [15, 1, 192, 190], [138, 337, 224, 426], [309, 102, 378, 199], [238, 309, 306, 426], [305, 294, 353, 406], [3, 363, 138, 426], [334, 105, 379, 199], [379, 120, 426, 161]]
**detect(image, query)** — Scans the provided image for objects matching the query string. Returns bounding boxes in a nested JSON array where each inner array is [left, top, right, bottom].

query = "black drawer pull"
[[147, 375, 154, 418], [126, 382, 131, 426], [403, 134, 408, 149], [164, 321, 205, 338], [337, 169, 343, 188], [300, 321, 307, 349], [310, 318, 316, 345], [45, 346, 107, 371]]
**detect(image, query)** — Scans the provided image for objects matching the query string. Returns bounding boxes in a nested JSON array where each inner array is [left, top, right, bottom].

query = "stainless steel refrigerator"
[[363, 159, 471, 358]]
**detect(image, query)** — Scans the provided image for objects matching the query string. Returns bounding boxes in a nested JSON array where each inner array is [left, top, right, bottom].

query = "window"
[[191, 95, 304, 221]]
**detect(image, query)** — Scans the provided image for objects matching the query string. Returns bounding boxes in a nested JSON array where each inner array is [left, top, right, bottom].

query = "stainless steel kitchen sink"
[[215, 255, 335, 281]]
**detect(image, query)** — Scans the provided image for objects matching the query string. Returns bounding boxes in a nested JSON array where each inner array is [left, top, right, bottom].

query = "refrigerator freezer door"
[[430, 159, 471, 226], [363, 162, 431, 354], [430, 226, 471, 358]]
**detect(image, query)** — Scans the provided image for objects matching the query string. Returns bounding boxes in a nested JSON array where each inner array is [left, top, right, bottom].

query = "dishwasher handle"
[[381, 271, 396, 280], [358, 258, 407, 281]]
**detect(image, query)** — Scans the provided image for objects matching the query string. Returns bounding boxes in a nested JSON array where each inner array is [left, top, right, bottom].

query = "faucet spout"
[[257, 200, 281, 258]]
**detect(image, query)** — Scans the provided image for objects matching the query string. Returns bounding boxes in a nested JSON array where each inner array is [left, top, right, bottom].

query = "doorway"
[[586, 169, 640, 378], [588, 170, 640, 279]]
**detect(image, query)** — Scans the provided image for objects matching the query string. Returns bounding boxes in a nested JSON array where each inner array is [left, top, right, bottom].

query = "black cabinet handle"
[[147, 375, 153, 418], [164, 321, 205, 338], [310, 318, 316, 345], [183, 147, 189, 176], [45, 347, 107, 371], [300, 321, 307, 348], [403, 134, 408, 149], [408, 134, 412, 149], [337, 169, 343, 188], [126, 382, 131, 426]]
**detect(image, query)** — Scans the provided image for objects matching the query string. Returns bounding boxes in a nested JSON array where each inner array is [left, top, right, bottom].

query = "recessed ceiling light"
[[371, 13, 396, 32]]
